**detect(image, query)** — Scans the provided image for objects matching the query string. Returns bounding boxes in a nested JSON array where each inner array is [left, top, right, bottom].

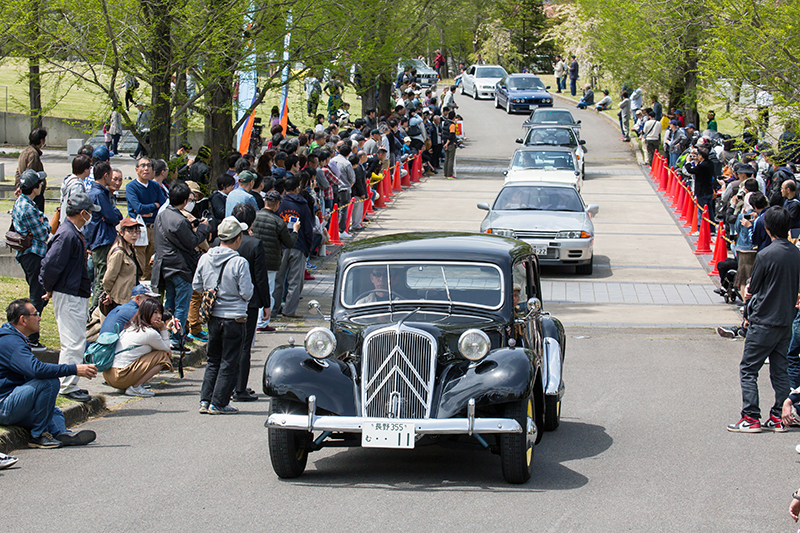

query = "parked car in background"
[[494, 74, 553, 114], [398, 59, 438, 88], [461, 65, 509, 100], [479, 181, 598, 275], [263, 232, 567, 484], [516, 125, 586, 178], [504, 147, 583, 191]]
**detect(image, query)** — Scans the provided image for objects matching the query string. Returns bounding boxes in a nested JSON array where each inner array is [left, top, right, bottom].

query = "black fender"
[[434, 347, 537, 419], [262, 346, 358, 416], [541, 315, 566, 352]]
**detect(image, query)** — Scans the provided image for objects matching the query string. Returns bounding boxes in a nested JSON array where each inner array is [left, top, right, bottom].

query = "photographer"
[[685, 147, 717, 232]]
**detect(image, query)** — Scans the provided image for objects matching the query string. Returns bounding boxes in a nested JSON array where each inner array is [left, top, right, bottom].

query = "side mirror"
[[580, 140, 586, 145], [502, 170, 508, 176], [526, 297, 542, 314], [477, 202, 491, 211], [515, 138, 523, 144], [587, 204, 599, 217], [308, 299, 323, 315], [576, 120, 582, 124], [545, 86, 551, 89]]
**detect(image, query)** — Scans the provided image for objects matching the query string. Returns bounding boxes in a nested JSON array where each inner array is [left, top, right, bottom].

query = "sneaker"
[[304, 271, 315, 281], [340, 232, 353, 240], [716, 326, 737, 339], [187, 331, 208, 342], [29, 432, 63, 448], [28, 342, 47, 353], [727, 415, 762, 433], [256, 326, 276, 332], [125, 385, 154, 397], [0, 453, 18, 469], [60, 390, 91, 403], [763, 415, 787, 432], [208, 404, 239, 415], [199, 401, 210, 414], [56, 430, 97, 446], [232, 390, 259, 402]]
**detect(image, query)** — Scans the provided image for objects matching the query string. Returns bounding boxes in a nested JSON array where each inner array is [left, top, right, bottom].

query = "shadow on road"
[[282, 420, 611, 491]]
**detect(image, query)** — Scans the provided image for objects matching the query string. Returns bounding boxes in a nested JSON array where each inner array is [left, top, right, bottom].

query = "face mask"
[[185, 201, 195, 212], [81, 211, 91, 224]]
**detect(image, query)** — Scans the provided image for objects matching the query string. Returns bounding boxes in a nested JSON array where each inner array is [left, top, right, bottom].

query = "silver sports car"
[[478, 181, 599, 275]]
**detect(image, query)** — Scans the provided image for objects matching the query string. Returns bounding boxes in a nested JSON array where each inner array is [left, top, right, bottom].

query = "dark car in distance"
[[495, 74, 553, 114], [263, 232, 567, 484]]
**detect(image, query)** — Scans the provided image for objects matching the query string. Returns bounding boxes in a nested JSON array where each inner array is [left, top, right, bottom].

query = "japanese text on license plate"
[[362, 420, 415, 449]]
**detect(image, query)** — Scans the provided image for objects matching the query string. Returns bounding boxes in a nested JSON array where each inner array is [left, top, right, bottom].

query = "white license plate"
[[362, 420, 415, 449], [532, 245, 548, 256]]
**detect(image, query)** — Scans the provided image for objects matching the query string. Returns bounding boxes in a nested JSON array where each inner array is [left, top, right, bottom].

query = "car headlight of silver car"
[[305, 327, 336, 359], [459, 329, 491, 361], [556, 230, 592, 239], [489, 228, 516, 238]]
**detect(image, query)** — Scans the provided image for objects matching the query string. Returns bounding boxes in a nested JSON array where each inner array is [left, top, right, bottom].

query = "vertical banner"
[[278, 9, 293, 134], [236, 4, 258, 154]]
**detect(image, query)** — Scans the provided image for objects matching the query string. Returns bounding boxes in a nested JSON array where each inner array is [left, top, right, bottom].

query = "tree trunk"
[[360, 76, 377, 117], [173, 69, 188, 152], [205, 72, 234, 184], [145, 0, 172, 160], [28, 56, 42, 130], [378, 79, 392, 118]]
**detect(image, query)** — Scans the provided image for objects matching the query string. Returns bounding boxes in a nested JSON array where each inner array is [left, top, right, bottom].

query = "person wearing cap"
[[0, 299, 98, 449], [15, 127, 48, 212], [272, 176, 313, 319], [576, 84, 595, 109], [102, 218, 145, 312], [685, 123, 699, 147], [194, 216, 253, 414], [12, 169, 51, 352], [252, 189, 299, 332], [407, 107, 426, 152], [84, 160, 123, 314], [126, 156, 167, 279], [152, 182, 211, 348], [98, 283, 159, 337], [594, 89, 611, 112], [58, 154, 91, 224], [225, 169, 259, 217], [706, 111, 718, 132], [40, 192, 101, 403]]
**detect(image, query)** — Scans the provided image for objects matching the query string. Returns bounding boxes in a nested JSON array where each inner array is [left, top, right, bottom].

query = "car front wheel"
[[495, 94, 501, 109], [499, 396, 535, 484], [506, 99, 512, 114], [268, 399, 312, 478], [576, 257, 593, 275], [543, 395, 561, 431], [473, 86, 479, 99]]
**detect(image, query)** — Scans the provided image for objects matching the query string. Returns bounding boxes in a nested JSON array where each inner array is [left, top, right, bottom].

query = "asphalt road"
[[2, 95, 796, 532]]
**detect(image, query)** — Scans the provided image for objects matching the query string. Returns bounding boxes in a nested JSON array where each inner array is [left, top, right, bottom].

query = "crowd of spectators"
[[0, 80, 464, 453]]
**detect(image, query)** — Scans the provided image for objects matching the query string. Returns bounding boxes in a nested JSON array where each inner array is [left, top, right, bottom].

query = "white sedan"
[[504, 147, 584, 191], [460, 65, 508, 100]]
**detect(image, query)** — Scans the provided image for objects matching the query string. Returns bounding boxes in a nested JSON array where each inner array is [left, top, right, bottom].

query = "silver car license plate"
[[532, 245, 548, 256], [362, 420, 415, 449]]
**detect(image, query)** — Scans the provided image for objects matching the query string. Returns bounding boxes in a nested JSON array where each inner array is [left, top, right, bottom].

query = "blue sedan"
[[495, 74, 553, 114]]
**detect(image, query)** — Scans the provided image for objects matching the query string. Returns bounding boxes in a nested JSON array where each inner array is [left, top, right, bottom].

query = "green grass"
[[0, 276, 60, 348], [0, 58, 361, 136]]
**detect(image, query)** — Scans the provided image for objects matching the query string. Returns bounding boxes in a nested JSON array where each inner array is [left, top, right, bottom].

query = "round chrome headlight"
[[304, 327, 336, 359], [458, 329, 491, 361]]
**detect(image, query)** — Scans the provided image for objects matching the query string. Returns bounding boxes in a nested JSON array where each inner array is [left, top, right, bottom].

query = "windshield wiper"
[[440, 266, 453, 316]]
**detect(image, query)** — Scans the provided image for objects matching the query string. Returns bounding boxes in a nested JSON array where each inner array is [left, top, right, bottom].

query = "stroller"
[[719, 250, 757, 304]]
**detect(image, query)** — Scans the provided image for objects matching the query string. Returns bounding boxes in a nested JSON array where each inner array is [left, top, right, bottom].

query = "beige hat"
[[185, 180, 202, 195], [217, 216, 248, 241]]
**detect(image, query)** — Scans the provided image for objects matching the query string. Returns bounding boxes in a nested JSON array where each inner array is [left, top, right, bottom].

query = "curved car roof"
[[339, 232, 531, 270], [513, 146, 575, 154], [501, 180, 579, 189]]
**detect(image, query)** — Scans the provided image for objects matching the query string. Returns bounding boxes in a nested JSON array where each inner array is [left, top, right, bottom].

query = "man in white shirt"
[[642, 110, 663, 165]]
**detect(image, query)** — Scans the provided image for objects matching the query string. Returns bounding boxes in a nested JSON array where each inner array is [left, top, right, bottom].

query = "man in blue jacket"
[[271, 176, 313, 319], [84, 160, 122, 313], [40, 192, 99, 403], [126, 156, 166, 279], [0, 299, 97, 448]]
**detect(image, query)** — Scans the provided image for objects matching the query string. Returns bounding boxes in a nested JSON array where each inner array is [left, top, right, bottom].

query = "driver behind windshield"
[[356, 267, 390, 305], [503, 189, 528, 210]]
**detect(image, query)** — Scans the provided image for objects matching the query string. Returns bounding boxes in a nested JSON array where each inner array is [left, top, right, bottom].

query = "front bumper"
[[521, 238, 593, 265], [477, 89, 495, 98], [267, 413, 523, 435]]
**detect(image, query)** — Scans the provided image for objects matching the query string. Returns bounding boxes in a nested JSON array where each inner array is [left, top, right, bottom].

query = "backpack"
[[84, 329, 135, 372]]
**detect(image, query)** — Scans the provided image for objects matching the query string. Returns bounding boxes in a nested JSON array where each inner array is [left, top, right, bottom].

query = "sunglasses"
[[371, 270, 386, 277]]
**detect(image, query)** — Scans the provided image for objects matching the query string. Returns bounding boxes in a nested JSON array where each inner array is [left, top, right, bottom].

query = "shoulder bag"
[[198, 258, 233, 323]]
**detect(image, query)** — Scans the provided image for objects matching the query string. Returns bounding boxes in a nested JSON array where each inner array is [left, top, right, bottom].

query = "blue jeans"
[[0, 379, 66, 438], [165, 276, 193, 340], [787, 309, 800, 390], [570, 78, 577, 96], [668, 152, 679, 168]]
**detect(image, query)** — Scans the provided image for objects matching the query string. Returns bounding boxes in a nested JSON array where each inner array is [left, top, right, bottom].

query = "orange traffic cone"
[[383, 169, 394, 201], [649, 152, 661, 179], [345, 199, 354, 231], [364, 195, 375, 215], [401, 162, 411, 187], [693, 206, 713, 254], [328, 204, 343, 245], [672, 178, 684, 209], [664, 167, 674, 198], [657, 161, 668, 191], [680, 187, 692, 224], [373, 179, 386, 208], [392, 164, 402, 192], [708, 224, 728, 272], [688, 201, 699, 234]]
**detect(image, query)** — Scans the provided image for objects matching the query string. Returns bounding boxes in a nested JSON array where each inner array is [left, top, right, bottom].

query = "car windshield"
[[342, 262, 504, 309], [530, 110, 575, 125], [510, 150, 575, 170], [475, 67, 507, 78], [524, 127, 577, 147], [508, 77, 545, 90], [493, 186, 584, 212]]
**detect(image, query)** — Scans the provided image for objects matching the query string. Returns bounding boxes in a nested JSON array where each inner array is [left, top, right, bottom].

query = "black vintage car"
[[263, 232, 566, 483]]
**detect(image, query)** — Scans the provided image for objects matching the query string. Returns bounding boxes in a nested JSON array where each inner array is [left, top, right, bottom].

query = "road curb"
[[0, 342, 208, 454]]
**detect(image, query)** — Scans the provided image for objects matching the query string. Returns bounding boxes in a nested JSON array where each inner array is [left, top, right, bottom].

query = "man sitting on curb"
[[0, 299, 98, 448]]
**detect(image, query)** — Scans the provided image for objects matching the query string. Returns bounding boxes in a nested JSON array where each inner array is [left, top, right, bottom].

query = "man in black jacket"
[[685, 148, 716, 230], [39, 192, 100, 403], [251, 190, 299, 331], [229, 203, 270, 401], [729, 208, 800, 433], [151, 182, 210, 347]]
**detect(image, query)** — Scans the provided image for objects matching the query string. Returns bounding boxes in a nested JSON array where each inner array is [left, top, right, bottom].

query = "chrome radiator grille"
[[362, 326, 437, 419]]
